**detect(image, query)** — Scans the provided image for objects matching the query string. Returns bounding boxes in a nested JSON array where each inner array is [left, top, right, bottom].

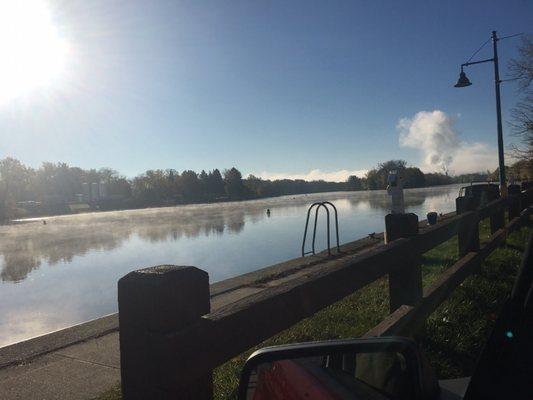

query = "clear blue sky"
[[0, 0, 532, 180]]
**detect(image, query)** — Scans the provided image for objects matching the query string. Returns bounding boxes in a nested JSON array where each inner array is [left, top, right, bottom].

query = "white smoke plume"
[[397, 110, 497, 174]]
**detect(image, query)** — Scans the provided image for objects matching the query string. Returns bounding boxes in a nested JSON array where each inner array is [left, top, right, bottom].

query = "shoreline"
[[9, 183, 461, 224]]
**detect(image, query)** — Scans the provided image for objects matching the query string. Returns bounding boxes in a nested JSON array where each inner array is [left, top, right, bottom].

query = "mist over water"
[[0, 185, 461, 347]]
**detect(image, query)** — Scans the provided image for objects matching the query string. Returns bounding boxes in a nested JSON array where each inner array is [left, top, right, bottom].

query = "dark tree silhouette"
[[209, 169, 225, 198], [180, 170, 201, 201], [224, 167, 246, 199], [346, 175, 363, 191], [508, 36, 533, 176]]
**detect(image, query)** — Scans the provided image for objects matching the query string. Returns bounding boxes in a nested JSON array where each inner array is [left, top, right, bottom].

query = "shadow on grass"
[[421, 229, 527, 379]]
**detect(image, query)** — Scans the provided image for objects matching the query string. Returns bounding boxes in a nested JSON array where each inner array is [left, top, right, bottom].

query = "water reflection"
[[0, 206, 254, 282], [0, 186, 457, 284]]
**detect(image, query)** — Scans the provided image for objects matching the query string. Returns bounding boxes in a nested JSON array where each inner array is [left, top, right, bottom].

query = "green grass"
[[422, 222, 526, 378], [95, 218, 530, 400]]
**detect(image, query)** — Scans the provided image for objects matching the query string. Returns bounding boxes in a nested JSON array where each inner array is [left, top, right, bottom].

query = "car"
[[458, 182, 500, 208]]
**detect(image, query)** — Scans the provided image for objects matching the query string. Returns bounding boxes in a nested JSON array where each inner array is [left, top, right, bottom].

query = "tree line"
[[2, 156, 529, 222]]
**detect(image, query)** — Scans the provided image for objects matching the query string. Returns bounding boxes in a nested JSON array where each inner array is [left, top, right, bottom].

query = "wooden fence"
[[117, 185, 533, 399]]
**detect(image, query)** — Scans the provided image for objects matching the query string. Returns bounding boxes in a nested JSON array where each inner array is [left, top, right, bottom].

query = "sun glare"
[[0, 0, 68, 105]]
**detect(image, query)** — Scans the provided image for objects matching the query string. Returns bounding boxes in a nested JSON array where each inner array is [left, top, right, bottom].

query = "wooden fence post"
[[521, 183, 532, 208], [490, 201, 505, 234], [508, 185, 522, 221], [385, 213, 422, 312], [456, 197, 480, 257], [118, 265, 212, 400]]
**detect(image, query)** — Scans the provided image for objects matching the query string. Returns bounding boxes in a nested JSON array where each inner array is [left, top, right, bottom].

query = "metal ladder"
[[301, 201, 340, 257]]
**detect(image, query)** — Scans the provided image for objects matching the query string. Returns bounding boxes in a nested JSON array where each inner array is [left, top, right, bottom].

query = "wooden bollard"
[[521, 183, 532, 208], [508, 195, 521, 221], [456, 196, 480, 257], [118, 265, 212, 400], [508, 185, 522, 221], [385, 213, 422, 312], [490, 207, 505, 234], [508, 184, 521, 196], [490, 201, 505, 234]]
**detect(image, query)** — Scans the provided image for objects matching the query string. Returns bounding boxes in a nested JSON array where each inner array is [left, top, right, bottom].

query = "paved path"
[[0, 333, 120, 400]]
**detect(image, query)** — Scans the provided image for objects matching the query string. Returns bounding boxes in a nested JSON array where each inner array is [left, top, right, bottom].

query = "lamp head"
[[454, 69, 472, 88]]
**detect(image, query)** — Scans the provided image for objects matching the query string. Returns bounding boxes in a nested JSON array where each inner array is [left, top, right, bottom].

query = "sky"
[[0, 0, 532, 181]]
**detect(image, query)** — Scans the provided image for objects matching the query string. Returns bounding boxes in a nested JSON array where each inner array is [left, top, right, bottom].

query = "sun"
[[0, 0, 68, 105]]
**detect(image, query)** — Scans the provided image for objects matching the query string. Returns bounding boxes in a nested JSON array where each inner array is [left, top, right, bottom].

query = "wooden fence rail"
[[118, 187, 533, 399]]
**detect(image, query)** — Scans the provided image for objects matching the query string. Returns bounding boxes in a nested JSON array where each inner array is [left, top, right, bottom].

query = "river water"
[[0, 184, 461, 347]]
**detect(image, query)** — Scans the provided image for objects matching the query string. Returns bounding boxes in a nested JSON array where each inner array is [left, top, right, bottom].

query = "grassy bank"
[[95, 218, 530, 400]]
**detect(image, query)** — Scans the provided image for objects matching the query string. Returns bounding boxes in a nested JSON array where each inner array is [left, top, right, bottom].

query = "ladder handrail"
[[301, 201, 340, 257], [321, 201, 340, 252], [302, 202, 322, 256]]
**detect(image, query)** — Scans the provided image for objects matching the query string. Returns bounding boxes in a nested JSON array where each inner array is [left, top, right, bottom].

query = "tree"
[[0, 157, 32, 203], [0, 187, 7, 222], [97, 168, 119, 183], [224, 167, 245, 199], [509, 36, 533, 90], [365, 160, 407, 190], [425, 172, 453, 186], [403, 167, 425, 188], [180, 170, 201, 201], [244, 175, 273, 197], [208, 169, 225, 198], [131, 169, 172, 205], [346, 175, 363, 191], [509, 36, 533, 175], [365, 169, 381, 190], [198, 170, 209, 199]]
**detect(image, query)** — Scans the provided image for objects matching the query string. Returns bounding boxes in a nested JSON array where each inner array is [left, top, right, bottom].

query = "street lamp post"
[[454, 31, 508, 197]]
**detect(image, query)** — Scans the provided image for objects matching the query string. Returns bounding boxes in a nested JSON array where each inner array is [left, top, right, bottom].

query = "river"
[[0, 184, 462, 347]]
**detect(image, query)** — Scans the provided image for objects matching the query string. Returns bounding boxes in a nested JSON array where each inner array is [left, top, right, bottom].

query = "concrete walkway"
[[0, 225, 414, 399], [0, 332, 120, 400]]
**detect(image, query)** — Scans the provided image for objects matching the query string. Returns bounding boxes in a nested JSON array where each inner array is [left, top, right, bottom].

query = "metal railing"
[[301, 201, 340, 256]]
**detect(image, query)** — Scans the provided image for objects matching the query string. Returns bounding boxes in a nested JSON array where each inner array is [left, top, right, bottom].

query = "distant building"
[[82, 183, 90, 202], [91, 182, 99, 202], [80, 181, 109, 203], [99, 182, 107, 199]]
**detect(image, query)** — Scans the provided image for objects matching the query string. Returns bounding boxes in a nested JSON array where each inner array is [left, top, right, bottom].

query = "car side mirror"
[[238, 336, 439, 400]]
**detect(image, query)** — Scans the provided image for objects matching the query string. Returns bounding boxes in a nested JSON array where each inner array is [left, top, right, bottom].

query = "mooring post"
[[490, 205, 505, 234], [508, 184, 522, 221], [118, 265, 212, 400], [385, 213, 422, 312], [490, 201, 505, 235], [456, 196, 480, 257], [521, 182, 533, 208], [527, 190, 533, 209]]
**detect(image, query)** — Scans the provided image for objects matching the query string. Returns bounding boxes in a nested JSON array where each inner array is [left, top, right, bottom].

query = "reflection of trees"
[[346, 189, 451, 211], [226, 210, 245, 233], [0, 228, 126, 283], [0, 251, 41, 283], [0, 204, 264, 282], [135, 207, 251, 242]]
